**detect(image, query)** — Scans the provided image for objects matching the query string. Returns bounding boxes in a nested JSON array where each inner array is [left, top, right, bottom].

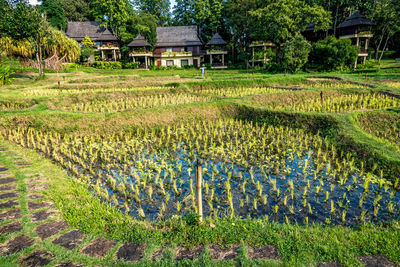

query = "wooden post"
[[320, 91, 323, 106], [195, 159, 203, 222]]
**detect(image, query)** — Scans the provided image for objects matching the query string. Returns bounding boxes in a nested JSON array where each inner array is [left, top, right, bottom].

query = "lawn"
[[0, 58, 399, 266]]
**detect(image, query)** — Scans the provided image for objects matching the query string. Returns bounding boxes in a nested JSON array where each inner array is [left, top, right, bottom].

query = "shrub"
[[309, 36, 360, 71], [80, 47, 94, 63], [82, 36, 95, 49], [90, 61, 122, 69], [0, 65, 14, 85], [281, 34, 311, 73], [123, 62, 139, 69]]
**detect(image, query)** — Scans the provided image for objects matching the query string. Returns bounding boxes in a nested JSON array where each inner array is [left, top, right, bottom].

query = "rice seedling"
[[2, 118, 399, 225], [252, 91, 400, 113], [355, 112, 400, 152], [196, 86, 291, 98], [60, 93, 213, 113]]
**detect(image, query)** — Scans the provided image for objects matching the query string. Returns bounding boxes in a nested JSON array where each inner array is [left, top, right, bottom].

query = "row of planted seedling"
[[305, 79, 370, 89], [2, 119, 399, 225], [22, 86, 174, 97], [0, 102, 31, 111], [60, 93, 213, 113], [252, 92, 399, 113], [355, 113, 400, 153], [195, 87, 293, 98]]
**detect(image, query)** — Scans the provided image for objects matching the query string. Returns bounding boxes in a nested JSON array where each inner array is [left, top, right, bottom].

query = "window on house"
[[181, 60, 189, 66], [166, 60, 174, 66], [166, 47, 173, 52]]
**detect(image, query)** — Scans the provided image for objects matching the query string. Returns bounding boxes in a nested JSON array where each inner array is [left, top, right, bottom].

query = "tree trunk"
[[333, 3, 339, 36], [378, 34, 391, 64], [375, 27, 387, 60], [37, 43, 43, 76]]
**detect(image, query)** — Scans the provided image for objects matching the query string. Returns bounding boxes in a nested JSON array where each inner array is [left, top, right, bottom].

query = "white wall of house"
[[154, 57, 201, 67]]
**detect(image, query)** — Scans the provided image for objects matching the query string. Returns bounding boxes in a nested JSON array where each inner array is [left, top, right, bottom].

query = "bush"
[[123, 62, 139, 69], [80, 47, 94, 63], [309, 36, 360, 71], [90, 61, 122, 69], [0, 65, 15, 85], [281, 34, 311, 73]]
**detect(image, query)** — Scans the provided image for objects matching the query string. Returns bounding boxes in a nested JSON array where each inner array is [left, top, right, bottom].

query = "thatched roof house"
[[65, 21, 118, 42], [128, 26, 202, 48], [128, 34, 151, 47], [206, 33, 227, 46], [337, 12, 375, 29]]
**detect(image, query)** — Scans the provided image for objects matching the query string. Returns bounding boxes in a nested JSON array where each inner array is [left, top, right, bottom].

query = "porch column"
[[101, 50, 104, 61], [222, 54, 225, 66], [145, 56, 148, 69], [263, 45, 266, 63], [252, 47, 254, 67], [210, 54, 212, 66], [113, 49, 117, 61]]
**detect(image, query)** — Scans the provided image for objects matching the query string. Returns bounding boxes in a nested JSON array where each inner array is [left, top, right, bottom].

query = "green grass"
[[0, 57, 400, 266]]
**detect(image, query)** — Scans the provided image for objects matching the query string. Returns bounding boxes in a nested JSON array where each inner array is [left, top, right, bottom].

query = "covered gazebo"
[[128, 35, 153, 69], [337, 12, 375, 67], [206, 33, 228, 69]]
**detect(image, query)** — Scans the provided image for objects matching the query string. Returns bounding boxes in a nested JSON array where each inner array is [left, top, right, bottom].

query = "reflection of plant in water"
[[3, 119, 400, 225]]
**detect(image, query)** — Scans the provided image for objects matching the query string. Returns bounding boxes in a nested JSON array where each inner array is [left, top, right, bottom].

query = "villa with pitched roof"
[[337, 12, 375, 67], [65, 21, 120, 61], [128, 26, 228, 69]]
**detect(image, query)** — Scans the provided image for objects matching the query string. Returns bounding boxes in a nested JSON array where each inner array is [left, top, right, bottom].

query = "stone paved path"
[[0, 144, 397, 266]]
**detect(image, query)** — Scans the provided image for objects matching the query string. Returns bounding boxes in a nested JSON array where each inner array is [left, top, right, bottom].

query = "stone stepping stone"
[[28, 201, 54, 210], [35, 221, 69, 240], [19, 250, 55, 266], [175, 246, 203, 260], [246, 245, 279, 259], [14, 161, 33, 167], [209, 244, 239, 260], [317, 263, 344, 267], [52, 229, 84, 250], [0, 177, 16, 185], [26, 177, 47, 184], [55, 262, 84, 267], [0, 199, 19, 209], [116, 243, 147, 262], [81, 237, 117, 258], [150, 248, 164, 261], [0, 221, 23, 235], [0, 192, 18, 200], [0, 167, 9, 172], [0, 173, 12, 178], [28, 183, 49, 192], [0, 209, 21, 221], [0, 184, 17, 191], [0, 234, 34, 255], [28, 194, 44, 200], [30, 209, 57, 223], [358, 255, 398, 267]]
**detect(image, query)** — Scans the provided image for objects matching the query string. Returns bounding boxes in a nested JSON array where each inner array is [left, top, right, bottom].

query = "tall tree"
[[369, 0, 400, 63], [40, 0, 66, 30], [172, 0, 224, 38], [134, 0, 171, 25], [225, 0, 263, 61], [249, 0, 331, 46], [58, 0, 94, 21], [91, 0, 129, 38]]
